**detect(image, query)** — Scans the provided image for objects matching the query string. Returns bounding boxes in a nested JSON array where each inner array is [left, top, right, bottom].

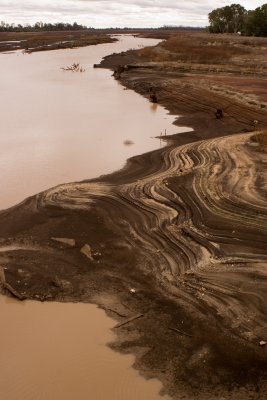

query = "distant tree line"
[[0, 21, 204, 33], [0, 21, 88, 32], [159, 26, 202, 31], [208, 3, 267, 36]]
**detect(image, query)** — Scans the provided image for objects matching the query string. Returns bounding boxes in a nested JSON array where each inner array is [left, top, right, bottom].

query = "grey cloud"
[[0, 0, 264, 27]]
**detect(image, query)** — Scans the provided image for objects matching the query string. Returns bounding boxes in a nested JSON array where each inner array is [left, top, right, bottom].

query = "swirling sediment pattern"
[[39, 132, 267, 342]]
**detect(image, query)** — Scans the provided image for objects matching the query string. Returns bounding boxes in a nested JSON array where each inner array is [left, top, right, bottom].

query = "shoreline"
[[1, 34, 267, 399], [0, 31, 116, 53]]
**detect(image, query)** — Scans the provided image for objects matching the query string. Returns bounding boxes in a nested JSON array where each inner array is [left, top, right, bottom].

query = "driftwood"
[[114, 313, 144, 328], [61, 63, 85, 72], [169, 326, 193, 338], [0, 266, 25, 301]]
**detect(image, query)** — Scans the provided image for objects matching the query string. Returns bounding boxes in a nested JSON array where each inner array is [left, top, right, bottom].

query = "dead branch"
[[114, 313, 144, 328], [61, 63, 85, 72]]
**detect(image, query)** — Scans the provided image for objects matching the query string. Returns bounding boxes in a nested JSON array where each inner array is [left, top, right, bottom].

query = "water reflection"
[[0, 35, 188, 210], [150, 103, 158, 113]]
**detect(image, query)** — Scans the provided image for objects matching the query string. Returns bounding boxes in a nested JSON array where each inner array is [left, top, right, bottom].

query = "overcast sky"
[[0, 1, 265, 27]]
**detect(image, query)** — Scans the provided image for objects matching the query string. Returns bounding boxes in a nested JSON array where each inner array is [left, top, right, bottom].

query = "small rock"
[[80, 244, 93, 261], [130, 288, 136, 294], [259, 341, 267, 347]]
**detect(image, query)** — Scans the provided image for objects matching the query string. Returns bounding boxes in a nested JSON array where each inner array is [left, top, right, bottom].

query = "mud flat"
[[1, 33, 267, 399], [0, 31, 116, 53]]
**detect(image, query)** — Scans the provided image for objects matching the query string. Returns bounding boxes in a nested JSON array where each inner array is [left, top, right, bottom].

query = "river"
[[0, 35, 184, 400], [0, 34, 183, 211]]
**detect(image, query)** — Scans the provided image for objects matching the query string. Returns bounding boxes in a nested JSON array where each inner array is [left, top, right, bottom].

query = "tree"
[[208, 8, 227, 33], [229, 4, 247, 33], [208, 4, 247, 33], [243, 4, 267, 36], [0, 21, 88, 32]]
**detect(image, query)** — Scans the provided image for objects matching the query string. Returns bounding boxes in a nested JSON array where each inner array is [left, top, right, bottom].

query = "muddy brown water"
[[0, 35, 181, 399], [0, 295, 170, 400], [0, 34, 187, 211]]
